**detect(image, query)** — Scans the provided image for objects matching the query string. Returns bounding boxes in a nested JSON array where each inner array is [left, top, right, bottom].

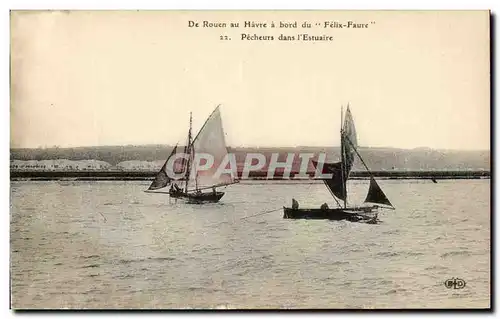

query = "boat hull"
[[169, 191, 185, 199], [169, 190, 225, 203], [186, 191, 225, 203], [283, 206, 378, 223]]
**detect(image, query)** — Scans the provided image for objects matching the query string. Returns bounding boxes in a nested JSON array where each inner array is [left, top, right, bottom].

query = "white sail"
[[187, 106, 234, 191]]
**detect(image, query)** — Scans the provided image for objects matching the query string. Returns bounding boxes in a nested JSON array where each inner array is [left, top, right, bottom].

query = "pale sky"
[[10, 10, 490, 150]]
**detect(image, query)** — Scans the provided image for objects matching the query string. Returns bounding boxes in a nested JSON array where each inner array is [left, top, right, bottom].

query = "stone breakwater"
[[10, 170, 490, 181]]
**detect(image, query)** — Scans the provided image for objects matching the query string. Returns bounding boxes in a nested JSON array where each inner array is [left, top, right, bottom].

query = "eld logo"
[[444, 278, 466, 290]]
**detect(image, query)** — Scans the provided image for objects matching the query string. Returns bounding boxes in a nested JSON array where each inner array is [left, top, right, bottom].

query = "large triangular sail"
[[148, 144, 178, 191], [364, 177, 394, 207], [312, 160, 346, 201], [186, 106, 235, 191], [341, 105, 357, 179]]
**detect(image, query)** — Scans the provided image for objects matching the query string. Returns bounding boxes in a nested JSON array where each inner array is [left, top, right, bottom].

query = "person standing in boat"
[[170, 183, 181, 194]]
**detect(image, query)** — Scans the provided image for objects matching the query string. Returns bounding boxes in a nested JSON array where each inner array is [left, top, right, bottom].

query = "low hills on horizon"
[[10, 144, 490, 171]]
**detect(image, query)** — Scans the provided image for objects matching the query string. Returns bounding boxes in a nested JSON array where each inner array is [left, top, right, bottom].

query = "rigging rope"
[[239, 208, 282, 221], [209, 207, 281, 227], [98, 212, 107, 222]]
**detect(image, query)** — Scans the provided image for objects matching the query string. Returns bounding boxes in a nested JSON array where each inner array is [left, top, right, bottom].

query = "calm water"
[[10, 179, 490, 309]]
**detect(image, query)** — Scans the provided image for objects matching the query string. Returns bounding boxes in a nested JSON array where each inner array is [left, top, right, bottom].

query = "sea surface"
[[10, 179, 490, 309]]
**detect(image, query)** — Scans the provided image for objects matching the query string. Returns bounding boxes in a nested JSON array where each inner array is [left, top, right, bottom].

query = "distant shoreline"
[[10, 170, 490, 181]]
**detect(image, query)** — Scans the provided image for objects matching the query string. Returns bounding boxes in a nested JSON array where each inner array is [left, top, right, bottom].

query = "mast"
[[186, 106, 216, 193], [195, 171, 199, 191], [184, 112, 193, 193], [193, 147, 199, 191], [340, 105, 347, 208]]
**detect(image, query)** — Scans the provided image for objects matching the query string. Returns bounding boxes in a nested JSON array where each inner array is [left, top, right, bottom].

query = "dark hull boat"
[[283, 105, 394, 224], [185, 191, 225, 203], [146, 105, 237, 204], [168, 187, 225, 203], [168, 189, 226, 203], [283, 206, 379, 223]]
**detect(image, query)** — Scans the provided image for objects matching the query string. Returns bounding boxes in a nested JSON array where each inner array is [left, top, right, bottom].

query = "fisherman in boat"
[[320, 203, 329, 210], [212, 187, 217, 195], [292, 198, 299, 210], [170, 183, 181, 194]]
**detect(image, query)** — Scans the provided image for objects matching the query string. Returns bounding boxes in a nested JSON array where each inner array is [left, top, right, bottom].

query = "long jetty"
[[10, 170, 490, 181]]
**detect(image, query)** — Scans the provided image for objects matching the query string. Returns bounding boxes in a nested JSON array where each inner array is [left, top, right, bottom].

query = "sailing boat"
[[147, 105, 238, 203], [283, 105, 394, 223]]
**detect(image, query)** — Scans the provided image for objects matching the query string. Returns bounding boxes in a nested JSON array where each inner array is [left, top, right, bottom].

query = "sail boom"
[[376, 205, 396, 210], [144, 190, 171, 194], [186, 181, 238, 193]]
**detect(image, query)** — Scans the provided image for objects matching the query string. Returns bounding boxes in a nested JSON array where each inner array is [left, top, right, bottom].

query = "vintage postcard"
[[10, 10, 490, 309]]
